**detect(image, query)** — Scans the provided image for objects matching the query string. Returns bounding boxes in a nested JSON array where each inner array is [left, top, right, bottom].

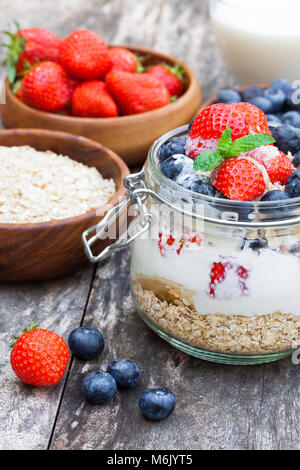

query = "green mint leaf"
[[193, 151, 223, 172], [217, 126, 232, 156], [226, 134, 275, 157]]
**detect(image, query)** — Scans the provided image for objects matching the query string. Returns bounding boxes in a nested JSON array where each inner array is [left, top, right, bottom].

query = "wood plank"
[[0, 266, 95, 450]]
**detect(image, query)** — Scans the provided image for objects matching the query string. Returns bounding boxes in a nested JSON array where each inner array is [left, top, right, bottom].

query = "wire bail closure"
[[82, 170, 152, 263]]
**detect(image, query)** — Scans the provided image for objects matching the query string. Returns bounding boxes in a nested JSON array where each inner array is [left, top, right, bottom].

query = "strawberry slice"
[[209, 262, 249, 298], [209, 262, 226, 297], [246, 145, 293, 185], [231, 102, 271, 136], [211, 157, 266, 201]]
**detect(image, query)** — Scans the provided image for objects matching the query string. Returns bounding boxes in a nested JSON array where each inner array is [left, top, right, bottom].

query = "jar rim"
[[145, 124, 300, 228]]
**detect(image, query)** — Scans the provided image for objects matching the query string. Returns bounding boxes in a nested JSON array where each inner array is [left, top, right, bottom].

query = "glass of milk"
[[210, 0, 300, 85]]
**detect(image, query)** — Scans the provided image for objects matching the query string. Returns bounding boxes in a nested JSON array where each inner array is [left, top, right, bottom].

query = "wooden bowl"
[[0, 129, 129, 282], [0, 46, 202, 166], [198, 84, 269, 112]]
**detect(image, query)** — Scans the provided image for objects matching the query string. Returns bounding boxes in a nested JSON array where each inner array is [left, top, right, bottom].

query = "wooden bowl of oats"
[[0, 128, 129, 282]]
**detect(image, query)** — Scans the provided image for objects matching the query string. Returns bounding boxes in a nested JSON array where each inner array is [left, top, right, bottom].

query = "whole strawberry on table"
[[2, 23, 185, 117]]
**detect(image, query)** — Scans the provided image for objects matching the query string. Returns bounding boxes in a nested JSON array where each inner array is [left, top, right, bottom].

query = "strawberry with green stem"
[[147, 63, 184, 98]]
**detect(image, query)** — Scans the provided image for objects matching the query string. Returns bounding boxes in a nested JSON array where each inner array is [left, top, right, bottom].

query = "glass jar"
[[209, 0, 300, 84], [83, 125, 300, 365]]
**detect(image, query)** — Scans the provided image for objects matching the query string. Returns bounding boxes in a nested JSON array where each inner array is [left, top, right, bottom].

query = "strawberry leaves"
[[193, 126, 275, 172]]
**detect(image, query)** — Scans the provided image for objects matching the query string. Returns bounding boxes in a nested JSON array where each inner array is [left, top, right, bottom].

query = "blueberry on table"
[[248, 96, 273, 114], [293, 151, 300, 168], [82, 370, 117, 404], [216, 89, 241, 104], [107, 358, 140, 388], [160, 154, 193, 181], [68, 326, 104, 360], [266, 114, 281, 124], [242, 86, 264, 101], [139, 387, 176, 421], [285, 169, 300, 198], [282, 111, 300, 128], [263, 87, 285, 113], [269, 78, 292, 95], [158, 136, 186, 164], [271, 124, 300, 154]]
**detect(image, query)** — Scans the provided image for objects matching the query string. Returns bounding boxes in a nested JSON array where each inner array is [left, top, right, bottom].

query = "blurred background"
[[0, 0, 232, 99]]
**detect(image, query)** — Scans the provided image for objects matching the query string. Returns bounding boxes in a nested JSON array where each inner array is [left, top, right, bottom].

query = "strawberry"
[[21, 61, 71, 112], [187, 102, 271, 159], [147, 64, 184, 98], [59, 29, 110, 79], [2, 24, 61, 82], [246, 145, 293, 185], [211, 157, 266, 201], [105, 69, 170, 115], [71, 80, 118, 117], [209, 262, 249, 298], [108, 47, 138, 73], [10, 322, 70, 386]]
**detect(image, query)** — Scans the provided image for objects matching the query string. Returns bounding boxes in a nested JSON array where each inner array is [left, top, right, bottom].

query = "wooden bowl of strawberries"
[[0, 26, 202, 165]]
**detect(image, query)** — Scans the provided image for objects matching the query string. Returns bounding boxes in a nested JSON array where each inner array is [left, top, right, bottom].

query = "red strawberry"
[[2, 25, 61, 80], [187, 102, 271, 159], [59, 29, 110, 79], [209, 262, 249, 298], [21, 61, 71, 112], [10, 323, 70, 386], [71, 80, 118, 117], [108, 47, 138, 73], [105, 69, 170, 115], [147, 64, 184, 98], [211, 157, 266, 201], [246, 145, 293, 185]]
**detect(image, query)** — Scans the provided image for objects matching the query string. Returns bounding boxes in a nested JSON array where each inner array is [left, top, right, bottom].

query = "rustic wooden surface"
[[0, 0, 299, 451]]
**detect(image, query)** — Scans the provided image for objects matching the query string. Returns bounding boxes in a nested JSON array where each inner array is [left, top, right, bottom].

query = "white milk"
[[210, 0, 300, 84]]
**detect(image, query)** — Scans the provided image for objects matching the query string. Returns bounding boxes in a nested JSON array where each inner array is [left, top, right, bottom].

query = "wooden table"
[[0, 0, 299, 451]]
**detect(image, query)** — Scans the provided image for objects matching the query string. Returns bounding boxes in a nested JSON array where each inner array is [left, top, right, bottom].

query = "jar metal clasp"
[[82, 170, 152, 263]]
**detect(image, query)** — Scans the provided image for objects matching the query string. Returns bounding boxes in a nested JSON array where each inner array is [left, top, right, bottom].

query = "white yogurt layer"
[[131, 225, 300, 317]]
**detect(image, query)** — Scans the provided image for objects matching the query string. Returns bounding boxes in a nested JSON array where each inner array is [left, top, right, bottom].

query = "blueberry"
[[285, 169, 300, 198], [139, 387, 176, 421], [293, 151, 300, 168], [216, 89, 241, 104], [284, 89, 300, 111], [269, 78, 292, 95], [266, 114, 281, 124], [242, 238, 268, 251], [248, 96, 273, 114], [159, 136, 186, 164], [282, 111, 300, 128], [177, 173, 215, 196], [161, 154, 193, 180], [242, 86, 264, 101], [107, 358, 140, 389], [68, 326, 104, 360], [82, 370, 117, 404], [188, 116, 196, 132], [261, 190, 290, 202], [271, 124, 300, 154], [289, 243, 300, 254], [263, 88, 285, 113]]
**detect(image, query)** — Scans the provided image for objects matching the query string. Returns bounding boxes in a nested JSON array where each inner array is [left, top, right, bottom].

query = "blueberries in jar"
[[242, 86, 264, 101], [216, 89, 241, 104], [269, 78, 292, 95], [285, 169, 300, 198], [107, 358, 140, 389], [160, 154, 193, 180], [265, 114, 281, 125], [158, 136, 186, 164], [139, 387, 176, 421], [271, 124, 300, 154], [261, 190, 290, 202], [263, 87, 285, 113], [281, 111, 300, 128], [82, 370, 117, 404], [260, 190, 290, 215], [293, 151, 300, 168], [242, 238, 268, 252], [177, 173, 215, 196], [68, 326, 104, 360], [248, 96, 273, 114]]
